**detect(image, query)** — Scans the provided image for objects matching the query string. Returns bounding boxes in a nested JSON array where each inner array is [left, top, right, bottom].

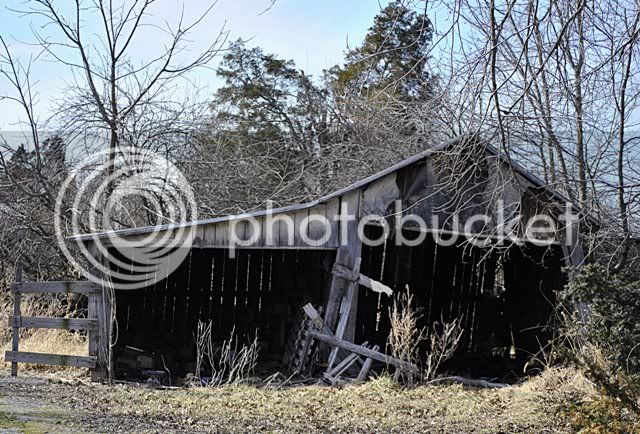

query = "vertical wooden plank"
[[247, 250, 263, 335], [86, 241, 112, 382], [93, 283, 113, 382], [325, 198, 341, 248], [307, 204, 334, 248], [269, 250, 287, 349], [258, 250, 272, 342], [202, 223, 215, 247], [323, 190, 363, 343], [185, 250, 203, 338], [221, 253, 238, 336], [235, 250, 250, 336], [11, 263, 22, 377], [199, 249, 215, 323], [215, 221, 230, 247], [211, 250, 224, 337], [293, 208, 309, 247], [360, 225, 386, 342], [254, 216, 265, 247], [170, 257, 188, 336], [193, 225, 205, 247], [88, 293, 100, 382]]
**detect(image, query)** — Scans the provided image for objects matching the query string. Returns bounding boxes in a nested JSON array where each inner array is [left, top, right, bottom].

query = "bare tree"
[[0, 0, 228, 283], [21, 0, 227, 195], [421, 0, 640, 271]]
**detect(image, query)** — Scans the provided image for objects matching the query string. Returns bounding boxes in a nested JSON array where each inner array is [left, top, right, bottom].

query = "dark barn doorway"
[[110, 227, 565, 381], [112, 248, 336, 379], [355, 225, 566, 378]]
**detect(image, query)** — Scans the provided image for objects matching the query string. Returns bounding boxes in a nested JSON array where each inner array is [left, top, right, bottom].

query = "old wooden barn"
[[6, 137, 587, 382]]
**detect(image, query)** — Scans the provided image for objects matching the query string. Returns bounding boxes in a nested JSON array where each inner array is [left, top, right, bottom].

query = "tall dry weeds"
[[424, 315, 464, 381], [387, 286, 465, 384], [194, 321, 259, 386], [387, 286, 425, 385]]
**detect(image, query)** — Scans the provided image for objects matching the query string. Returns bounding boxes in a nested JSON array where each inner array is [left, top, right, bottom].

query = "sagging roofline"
[[71, 135, 598, 242]]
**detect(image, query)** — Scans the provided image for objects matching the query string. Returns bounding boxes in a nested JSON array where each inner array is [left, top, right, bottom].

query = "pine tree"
[[330, 1, 433, 102], [212, 40, 328, 157]]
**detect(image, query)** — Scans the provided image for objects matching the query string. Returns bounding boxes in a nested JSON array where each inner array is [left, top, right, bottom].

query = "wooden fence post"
[[10, 263, 22, 377], [85, 240, 113, 382], [88, 293, 100, 381]]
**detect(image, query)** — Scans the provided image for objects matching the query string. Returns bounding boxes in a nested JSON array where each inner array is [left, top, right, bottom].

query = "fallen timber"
[[308, 331, 420, 374]]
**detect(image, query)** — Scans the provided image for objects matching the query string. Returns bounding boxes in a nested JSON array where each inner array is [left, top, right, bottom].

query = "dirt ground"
[[0, 366, 600, 433]]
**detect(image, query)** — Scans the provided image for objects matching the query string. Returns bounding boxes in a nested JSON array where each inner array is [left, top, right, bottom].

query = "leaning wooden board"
[[309, 331, 420, 373]]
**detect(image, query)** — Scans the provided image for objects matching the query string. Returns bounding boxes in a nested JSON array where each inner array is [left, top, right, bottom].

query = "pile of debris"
[[285, 303, 420, 386], [114, 345, 169, 385]]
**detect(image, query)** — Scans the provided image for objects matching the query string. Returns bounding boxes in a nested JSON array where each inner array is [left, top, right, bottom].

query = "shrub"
[[560, 264, 640, 374], [558, 264, 640, 413]]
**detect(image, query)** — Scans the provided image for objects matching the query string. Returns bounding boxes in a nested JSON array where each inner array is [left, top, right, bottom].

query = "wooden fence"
[[5, 281, 109, 380]]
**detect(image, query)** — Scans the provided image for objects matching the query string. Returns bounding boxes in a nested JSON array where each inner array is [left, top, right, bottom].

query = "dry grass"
[[0, 337, 622, 433], [72, 369, 594, 432], [387, 287, 424, 384], [0, 329, 88, 376], [8, 367, 594, 432], [0, 288, 88, 376]]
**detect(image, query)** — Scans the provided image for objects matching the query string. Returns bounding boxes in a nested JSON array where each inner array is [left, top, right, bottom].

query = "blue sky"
[[0, 0, 390, 130]]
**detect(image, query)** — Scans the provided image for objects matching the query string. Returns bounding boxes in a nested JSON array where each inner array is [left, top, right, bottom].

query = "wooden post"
[[322, 191, 363, 370], [87, 281, 112, 382], [88, 293, 100, 381], [11, 263, 22, 377], [99, 286, 113, 382], [562, 213, 589, 326], [323, 190, 363, 336], [86, 240, 113, 382]]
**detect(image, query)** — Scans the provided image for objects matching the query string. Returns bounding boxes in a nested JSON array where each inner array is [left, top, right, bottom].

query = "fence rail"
[[12, 281, 102, 294], [9, 316, 98, 331], [6, 280, 107, 379], [5, 351, 97, 368]]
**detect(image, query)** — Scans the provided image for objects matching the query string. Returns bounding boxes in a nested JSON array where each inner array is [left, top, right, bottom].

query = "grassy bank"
[[0, 366, 623, 433]]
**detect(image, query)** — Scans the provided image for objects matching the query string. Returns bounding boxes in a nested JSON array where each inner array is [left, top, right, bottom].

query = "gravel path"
[[0, 375, 180, 433]]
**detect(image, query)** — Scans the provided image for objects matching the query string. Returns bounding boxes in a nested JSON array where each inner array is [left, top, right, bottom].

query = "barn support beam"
[[322, 191, 363, 369], [85, 241, 114, 383], [561, 213, 589, 326], [11, 262, 22, 377]]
